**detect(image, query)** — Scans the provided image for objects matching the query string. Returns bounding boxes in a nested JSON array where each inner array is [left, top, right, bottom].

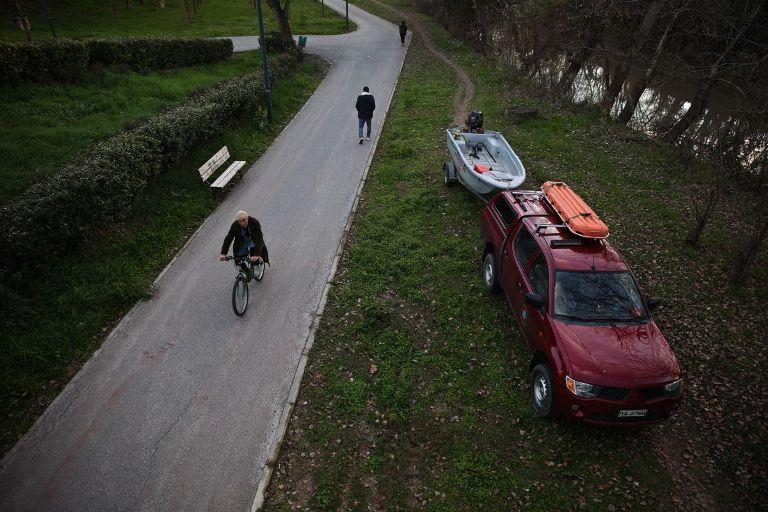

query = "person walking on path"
[[355, 86, 376, 144], [399, 21, 407, 47]]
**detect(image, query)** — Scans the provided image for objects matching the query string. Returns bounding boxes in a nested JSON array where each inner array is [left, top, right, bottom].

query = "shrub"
[[0, 40, 88, 83], [263, 31, 303, 60], [86, 37, 233, 71], [0, 53, 299, 273], [0, 37, 233, 84]]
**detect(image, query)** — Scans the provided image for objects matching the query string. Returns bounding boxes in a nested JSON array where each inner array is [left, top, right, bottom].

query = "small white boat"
[[444, 128, 526, 200]]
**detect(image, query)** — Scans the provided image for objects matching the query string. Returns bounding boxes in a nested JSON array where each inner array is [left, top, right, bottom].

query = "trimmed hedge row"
[[86, 37, 233, 71], [0, 37, 233, 83], [0, 53, 299, 273], [0, 39, 88, 82]]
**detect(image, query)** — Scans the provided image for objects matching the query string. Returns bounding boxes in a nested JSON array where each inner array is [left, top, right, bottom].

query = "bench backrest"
[[199, 146, 230, 181]]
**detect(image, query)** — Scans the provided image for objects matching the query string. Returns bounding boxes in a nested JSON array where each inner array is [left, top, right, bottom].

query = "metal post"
[[43, 0, 56, 38], [345, 0, 348, 31], [256, 0, 273, 122]]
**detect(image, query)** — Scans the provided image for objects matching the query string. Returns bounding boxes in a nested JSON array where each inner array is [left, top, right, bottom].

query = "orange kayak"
[[541, 181, 609, 239]]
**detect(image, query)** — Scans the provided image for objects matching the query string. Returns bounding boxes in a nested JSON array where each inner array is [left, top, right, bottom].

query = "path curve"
[[0, 2, 408, 511], [369, 0, 475, 125]]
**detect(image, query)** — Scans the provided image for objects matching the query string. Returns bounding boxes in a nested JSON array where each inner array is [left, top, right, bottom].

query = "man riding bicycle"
[[219, 210, 270, 274]]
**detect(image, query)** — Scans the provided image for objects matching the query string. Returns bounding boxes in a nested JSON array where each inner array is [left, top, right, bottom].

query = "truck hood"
[[553, 319, 680, 387]]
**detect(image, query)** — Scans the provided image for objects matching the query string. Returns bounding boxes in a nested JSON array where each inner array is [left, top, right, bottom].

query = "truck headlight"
[[565, 375, 601, 399], [663, 378, 683, 398]]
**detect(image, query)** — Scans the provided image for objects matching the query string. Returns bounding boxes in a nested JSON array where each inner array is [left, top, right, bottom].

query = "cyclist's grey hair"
[[235, 210, 248, 220]]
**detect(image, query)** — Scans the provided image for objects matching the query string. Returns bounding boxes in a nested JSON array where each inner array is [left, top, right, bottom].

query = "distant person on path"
[[219, 210, 269, 268], [399, 21, 407, 46], [355, 86, 376, 144]]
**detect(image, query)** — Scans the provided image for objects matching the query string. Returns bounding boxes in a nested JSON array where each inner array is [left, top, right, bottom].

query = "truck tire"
[[483, 252, 501, 293], [531, 363, 557, 419]]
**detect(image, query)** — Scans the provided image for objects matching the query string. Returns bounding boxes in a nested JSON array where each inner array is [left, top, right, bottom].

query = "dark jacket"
[[399, 22, 407, 36], [355, 93, 376, 120], [220, 216, 269, 263]]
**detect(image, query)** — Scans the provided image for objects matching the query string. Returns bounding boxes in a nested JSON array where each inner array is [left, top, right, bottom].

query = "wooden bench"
[[198, 146, 246, 195]]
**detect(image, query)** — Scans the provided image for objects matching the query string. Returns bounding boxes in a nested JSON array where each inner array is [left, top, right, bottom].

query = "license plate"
[[618, 409, 648, 418]]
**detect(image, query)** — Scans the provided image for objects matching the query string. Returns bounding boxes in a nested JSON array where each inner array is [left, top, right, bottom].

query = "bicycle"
[[223, 255, 265, 316]]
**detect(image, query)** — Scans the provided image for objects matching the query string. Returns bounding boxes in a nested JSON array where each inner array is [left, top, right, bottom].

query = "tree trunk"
[[662, 2, 761, 142], [13, 0, 31, 41], [559, 29, 602, 94], [602, 0, 666, 109], [284, 0, 291, 18], [617, 7, 677, 125], [181, 0, 190, 22], [265, 0, 295, 46], [559, 1, 613, 95], [732, 219, 768, 287], [687, 185, 720, 247]]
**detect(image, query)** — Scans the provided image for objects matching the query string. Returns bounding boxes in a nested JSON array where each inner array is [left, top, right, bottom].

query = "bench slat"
[[210, 160, 246, 189], [199, 146, 230, 181]]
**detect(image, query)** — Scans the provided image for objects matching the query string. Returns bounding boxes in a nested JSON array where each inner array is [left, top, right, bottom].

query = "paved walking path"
[[0, 3, 407, 511]]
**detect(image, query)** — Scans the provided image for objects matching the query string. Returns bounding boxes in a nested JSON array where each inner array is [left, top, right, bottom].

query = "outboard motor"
[[466, 111, 484, 132]]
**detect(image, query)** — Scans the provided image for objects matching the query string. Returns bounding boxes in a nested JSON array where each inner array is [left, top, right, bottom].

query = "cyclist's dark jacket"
[[221, 216, 270, 263]]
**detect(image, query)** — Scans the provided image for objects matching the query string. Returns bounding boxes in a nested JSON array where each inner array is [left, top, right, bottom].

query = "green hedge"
[[0, 40, 88, 83], [86, 37, 233, 71], [0, 37, 233, 83], [0, 53, 299, 273]]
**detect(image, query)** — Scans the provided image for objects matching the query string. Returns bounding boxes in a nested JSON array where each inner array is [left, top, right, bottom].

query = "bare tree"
[[662, 1, 764, 142], [602, 0, 667, 109], [616, 6, 680, 125], [732, 176, 768, 286], [558, 1, 613, 95]]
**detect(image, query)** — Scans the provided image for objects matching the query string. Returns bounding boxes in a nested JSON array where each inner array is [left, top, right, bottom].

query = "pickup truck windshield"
[[554, 271, 646, 322]]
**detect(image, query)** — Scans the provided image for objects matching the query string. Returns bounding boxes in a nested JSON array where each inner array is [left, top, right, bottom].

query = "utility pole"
[[256, 0, 273, 122], [345, 0, 349, 31]]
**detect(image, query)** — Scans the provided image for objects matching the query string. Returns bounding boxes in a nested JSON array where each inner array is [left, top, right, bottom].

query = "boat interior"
[[453, 132, 523, 180]]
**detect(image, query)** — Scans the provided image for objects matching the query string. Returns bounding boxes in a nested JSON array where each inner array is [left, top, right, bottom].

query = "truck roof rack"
[[534, 223, 566, 234], [510, 191, 542, 212], [550, 239, 583, 248]]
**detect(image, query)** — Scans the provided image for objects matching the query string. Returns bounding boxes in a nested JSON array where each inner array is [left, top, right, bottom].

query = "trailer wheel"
[[443, 161, 456, 186]]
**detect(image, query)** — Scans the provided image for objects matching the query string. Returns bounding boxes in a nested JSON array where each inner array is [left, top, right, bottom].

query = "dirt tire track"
[[368, 0, 475, 125]]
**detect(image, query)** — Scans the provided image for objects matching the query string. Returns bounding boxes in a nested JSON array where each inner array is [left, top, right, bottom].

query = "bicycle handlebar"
[[222, 255, 263, 262]]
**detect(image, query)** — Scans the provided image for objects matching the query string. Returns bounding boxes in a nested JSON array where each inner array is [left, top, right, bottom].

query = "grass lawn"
[[263, 1, 767, 510], [0, 54, 329, 457], [0, 51, 278, 202], [0, 0, 353, 41]]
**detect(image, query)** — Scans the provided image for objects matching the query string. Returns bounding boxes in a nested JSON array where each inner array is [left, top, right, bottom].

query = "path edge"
[[248, 32, 411, 512]]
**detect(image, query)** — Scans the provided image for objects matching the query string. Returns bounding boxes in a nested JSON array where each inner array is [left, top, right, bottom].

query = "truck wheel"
[[483, 252, 501, 293], [443, 161, 456, 186], [531, 363, 557, 419]]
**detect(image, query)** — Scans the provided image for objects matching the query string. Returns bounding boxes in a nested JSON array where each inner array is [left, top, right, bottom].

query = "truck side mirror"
[[525, 293, 545, 310], [647, 297, 662, 311]]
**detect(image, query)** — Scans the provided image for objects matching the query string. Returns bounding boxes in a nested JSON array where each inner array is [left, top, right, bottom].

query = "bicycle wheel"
[[232, 276, 249, 316], [253, 261, 265, 281]]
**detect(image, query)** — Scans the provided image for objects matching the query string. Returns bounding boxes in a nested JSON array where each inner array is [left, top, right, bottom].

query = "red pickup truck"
[[480, 190, 682, 425]]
